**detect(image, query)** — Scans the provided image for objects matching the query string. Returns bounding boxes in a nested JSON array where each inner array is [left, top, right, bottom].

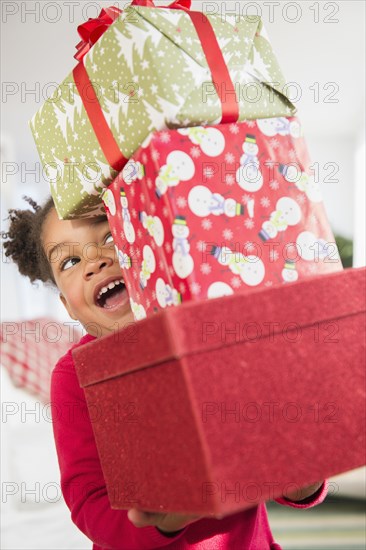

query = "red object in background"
[[0, 318, 80, 403], [103, 118, 342, 319], [73, 267, 366, 516]]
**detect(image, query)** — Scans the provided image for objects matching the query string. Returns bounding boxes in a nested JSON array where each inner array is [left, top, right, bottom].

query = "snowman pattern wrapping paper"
[[103, 117, 342, 319]]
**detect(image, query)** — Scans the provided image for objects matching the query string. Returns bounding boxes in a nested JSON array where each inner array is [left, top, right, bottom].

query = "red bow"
[[131, 0, 191, 9], [74, 1, 191, 61], [74, 6, 122, 61]]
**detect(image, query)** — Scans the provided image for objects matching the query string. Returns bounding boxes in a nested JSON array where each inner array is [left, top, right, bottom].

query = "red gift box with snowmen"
[[102, 117, 342, 319]]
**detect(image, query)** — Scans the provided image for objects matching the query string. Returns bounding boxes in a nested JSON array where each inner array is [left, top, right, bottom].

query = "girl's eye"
[[61, 257, 80, 271], [105, 232, 114, 245]]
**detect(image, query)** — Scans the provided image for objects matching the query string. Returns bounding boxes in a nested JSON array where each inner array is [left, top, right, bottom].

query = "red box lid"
[[74, 267, 366, 388]]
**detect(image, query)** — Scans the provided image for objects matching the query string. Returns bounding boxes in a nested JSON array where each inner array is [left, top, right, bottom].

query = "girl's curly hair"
[[2, 196, 56, 285]]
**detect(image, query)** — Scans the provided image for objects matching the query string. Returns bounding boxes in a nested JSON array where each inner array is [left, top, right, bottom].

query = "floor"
[[267, 497, 366, 549]]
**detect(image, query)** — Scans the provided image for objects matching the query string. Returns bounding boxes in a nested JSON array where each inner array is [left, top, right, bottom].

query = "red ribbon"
[[74, 6, 122, 61], [131, 0, 191, 9], [73, 63, 127, 173], [130, 0, 239, 123], [73, 0, 239, 175]]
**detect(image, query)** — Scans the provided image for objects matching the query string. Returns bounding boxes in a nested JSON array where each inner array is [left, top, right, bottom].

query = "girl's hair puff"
[[2, 196, 55, 285]]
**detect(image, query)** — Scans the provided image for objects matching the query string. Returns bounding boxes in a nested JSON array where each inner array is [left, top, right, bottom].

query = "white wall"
[[305, 134, 355, 239], [353, 132, 366, 267]]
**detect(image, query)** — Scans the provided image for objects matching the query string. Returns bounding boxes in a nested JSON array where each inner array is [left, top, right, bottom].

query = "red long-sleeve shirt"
[[51, 334, 328, 550]]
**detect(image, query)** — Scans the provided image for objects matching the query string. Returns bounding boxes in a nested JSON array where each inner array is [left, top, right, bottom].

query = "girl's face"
[[42, 208, 134, 337]]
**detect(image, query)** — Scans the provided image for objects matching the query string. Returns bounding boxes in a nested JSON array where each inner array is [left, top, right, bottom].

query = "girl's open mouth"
[[96, 279, 129, 310]]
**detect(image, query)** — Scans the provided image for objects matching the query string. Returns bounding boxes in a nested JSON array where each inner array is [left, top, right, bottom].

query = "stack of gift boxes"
[[31, 0, 365, 515], [30, 0, 342, 315]]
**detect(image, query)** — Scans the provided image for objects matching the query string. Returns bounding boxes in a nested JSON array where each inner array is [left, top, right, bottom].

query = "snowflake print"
[[229, 124, 240, 134], [159, 260, 164, 270], [269, 180, 279, 191], [196, 240, 207, 252], [165, 242, 172, 253], [288, 149, 297, 161], [163, 206, 169, 218], [142, 153, 148, 164], [222, 228, 233, 240], [201, 218, 212, 230], [131, 208, 137, 218], [225, 174, 235, 186], [244, 241, 256, 253], [140, 193, 145, 204], [119, 230, 125, 241], [151, 241, 156, 250], [146, 298, 151, 309], [203, 166, 215, 179], [150, 202, 156, 214], [231, 276, 242, 289], [264, 280, 273, 287], [260, 196, 271, 208], [190, 146, 201, 158], [151, 149, 160, 162], [200, 263, 212, 275], [169, 266, 175, 277], [133, 270, 138, 280], [242, 194, 252, 205], [147, 178, 153, 189], [244, 218, 255, 229], [269, 250, 279, 262], [176, 196, 187, 208], [135, 248, 141, 258], [160, 131, 171, 143], [246, 120, 256, 128], [190, 281, 201, 295], [225, 152, 235, 164], [130, 187, 136, 197], [296, 193, 306, 205], [118, 252, 131, 269], [137, 228, 143, 239], [270, 138, 280, 149], [179, 282, 186, 295], [152, 291, 156, 300]]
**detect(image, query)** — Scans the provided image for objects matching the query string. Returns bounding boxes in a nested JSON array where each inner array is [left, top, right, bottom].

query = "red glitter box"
[[73, 268, 366, 516]]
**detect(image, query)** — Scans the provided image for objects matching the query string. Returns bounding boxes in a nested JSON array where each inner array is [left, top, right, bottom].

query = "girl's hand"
[[127, 508, 203, 534]]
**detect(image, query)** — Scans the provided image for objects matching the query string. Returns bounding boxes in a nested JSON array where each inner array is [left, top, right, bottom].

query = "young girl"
[[3, 196, 328, 550]]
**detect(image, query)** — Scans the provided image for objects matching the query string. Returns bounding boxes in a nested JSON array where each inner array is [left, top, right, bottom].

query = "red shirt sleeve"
[[50, 335, 187, 550]]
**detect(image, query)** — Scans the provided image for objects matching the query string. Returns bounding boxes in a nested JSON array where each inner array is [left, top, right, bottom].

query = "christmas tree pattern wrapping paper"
[[103, 117, 343, 320], [30, 3, 296, 219]]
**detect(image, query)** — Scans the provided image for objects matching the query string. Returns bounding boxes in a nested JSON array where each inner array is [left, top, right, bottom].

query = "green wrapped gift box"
[[30, 0, 296, 219]]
